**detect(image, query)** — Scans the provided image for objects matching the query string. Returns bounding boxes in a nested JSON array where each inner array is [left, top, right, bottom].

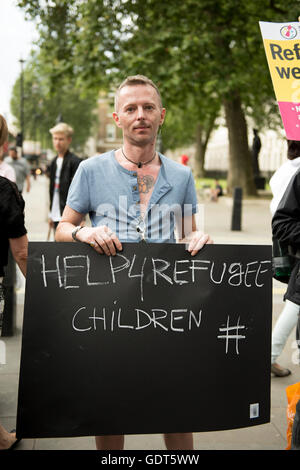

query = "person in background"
[[5, 146, 31, 194], [269, 140, 300, 377], [56, 74, 213, 450], [48, 123, 81, 231], [210, 179, 223, 202], [181, 154, 189, 166], [252, 128, 261, 178], [0, 114, 28, 450]]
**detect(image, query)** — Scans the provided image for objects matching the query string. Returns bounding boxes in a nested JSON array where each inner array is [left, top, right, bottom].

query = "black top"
[[272, 169, 300, 304], [216, 184, 223, 196], [0, 176, 27, 276], [272, 169, 300, 247]]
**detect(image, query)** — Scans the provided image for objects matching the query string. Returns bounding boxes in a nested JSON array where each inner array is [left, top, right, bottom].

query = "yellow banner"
[[263, 38, 300, 101]]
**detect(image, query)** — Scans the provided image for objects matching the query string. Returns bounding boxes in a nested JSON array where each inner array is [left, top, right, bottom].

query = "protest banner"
[[260, 21, 300, 140], [16, 242, 272, 438]]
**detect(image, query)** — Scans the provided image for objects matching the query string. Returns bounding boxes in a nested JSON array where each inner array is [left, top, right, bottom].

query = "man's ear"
[[112, 112, 122, 128], [160, 108, 166, 126]]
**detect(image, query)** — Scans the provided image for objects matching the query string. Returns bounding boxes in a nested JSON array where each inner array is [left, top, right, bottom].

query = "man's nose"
[[137, 106, 146, 120]]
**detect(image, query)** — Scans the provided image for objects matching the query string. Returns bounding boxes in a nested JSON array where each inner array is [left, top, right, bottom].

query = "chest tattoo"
[[137, 174, 155, 194]]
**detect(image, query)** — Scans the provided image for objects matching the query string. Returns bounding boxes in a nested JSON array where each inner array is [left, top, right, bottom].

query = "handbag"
[[272, 236, 295, 284]]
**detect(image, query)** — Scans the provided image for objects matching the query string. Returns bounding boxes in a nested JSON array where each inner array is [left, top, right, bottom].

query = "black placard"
[[16, 242, 272, 438]]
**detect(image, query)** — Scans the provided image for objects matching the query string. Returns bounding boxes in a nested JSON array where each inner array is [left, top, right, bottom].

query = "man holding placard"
[[55, 75, 213, 450]]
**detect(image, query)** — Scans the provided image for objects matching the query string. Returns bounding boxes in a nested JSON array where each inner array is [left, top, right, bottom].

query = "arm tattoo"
[[138, 175, 155, 194]]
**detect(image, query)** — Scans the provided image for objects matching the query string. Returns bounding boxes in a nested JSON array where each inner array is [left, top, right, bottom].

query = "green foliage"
[[162, 108, 195, 151], [162, 97, 220, 152], [16, 0, 300, 178], [17, 0, 298, 127], [195, 177, 227, 191], [10, 51, 97, 152]]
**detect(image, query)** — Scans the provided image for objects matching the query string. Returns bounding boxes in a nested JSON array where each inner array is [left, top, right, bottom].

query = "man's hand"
[[76, 225, 122, 256], [182, 230, 214, 256]]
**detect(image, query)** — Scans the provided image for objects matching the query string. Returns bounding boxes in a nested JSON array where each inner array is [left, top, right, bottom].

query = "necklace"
[[121, 148, 156, 168]]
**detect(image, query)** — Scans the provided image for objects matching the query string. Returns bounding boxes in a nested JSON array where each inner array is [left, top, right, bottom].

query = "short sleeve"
[[6, 211, 27, 238], [66, 163, 90, 214]]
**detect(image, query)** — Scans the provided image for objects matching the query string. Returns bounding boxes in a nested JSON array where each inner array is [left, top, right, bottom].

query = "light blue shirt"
[[67, 151, 198, 243]]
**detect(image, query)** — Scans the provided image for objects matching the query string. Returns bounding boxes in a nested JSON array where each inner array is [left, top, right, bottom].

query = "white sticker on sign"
[[250, 403, 259, 419]]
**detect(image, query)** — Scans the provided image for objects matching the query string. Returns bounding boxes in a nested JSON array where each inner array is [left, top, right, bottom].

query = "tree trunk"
[[224, 92, 257, 197], [194, 122, 206, 178], [193, 117, 216, 178]]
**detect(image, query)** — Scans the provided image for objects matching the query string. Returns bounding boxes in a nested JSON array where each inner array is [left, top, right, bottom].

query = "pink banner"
[[278, 101, 300, 140]]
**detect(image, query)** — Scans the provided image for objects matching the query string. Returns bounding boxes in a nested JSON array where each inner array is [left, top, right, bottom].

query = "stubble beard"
[[126, 125, 159, 149]]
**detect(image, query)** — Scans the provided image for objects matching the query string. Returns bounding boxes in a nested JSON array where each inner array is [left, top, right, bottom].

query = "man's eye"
[[126, 107, 134, 112]]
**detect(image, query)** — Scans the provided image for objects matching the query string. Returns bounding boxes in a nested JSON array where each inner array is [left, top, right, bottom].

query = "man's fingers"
[[94, 231, 122, 256], [104, 228, 123, 253], [104, 234, 118, 256], [110, 233, 123, 252], [81, 226, 122, 256], [94, 234, 112, 256], [88, 240, 104, 254], [189, 237, 207, 256], [93, 244, 104, 255], [188, 233, 212, 256]]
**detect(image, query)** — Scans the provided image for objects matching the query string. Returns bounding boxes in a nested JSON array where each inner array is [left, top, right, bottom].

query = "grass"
[[195, 178, 227, 190], [195, 177, 271, 192]]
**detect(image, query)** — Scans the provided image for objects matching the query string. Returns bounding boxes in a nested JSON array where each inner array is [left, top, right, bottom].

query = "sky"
[[0, 0, 38, 128]]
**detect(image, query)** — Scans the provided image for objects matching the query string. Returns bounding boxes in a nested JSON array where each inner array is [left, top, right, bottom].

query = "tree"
[[162, 98, 220, 177], [116, 0, 298, 194], [17, 0, 221, 175]]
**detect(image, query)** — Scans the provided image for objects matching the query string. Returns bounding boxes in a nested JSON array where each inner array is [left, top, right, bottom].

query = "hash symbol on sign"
[[217, 316, 246, 355]]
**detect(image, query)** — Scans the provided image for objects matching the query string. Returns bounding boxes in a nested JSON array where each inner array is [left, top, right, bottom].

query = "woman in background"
[[0, 114, 28, 449], [270, 140, 300, 376]]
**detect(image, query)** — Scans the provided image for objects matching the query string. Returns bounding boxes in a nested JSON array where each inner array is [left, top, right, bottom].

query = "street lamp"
[[56, 113, 64, 124]]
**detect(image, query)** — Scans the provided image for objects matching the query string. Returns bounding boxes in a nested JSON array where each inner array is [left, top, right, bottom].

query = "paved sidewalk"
[[0, 176, 299, 450]]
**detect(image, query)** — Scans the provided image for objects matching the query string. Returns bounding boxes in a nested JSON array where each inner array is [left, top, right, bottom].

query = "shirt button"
[[133, 172, 137, 177], [133, 186, 137, 191]]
